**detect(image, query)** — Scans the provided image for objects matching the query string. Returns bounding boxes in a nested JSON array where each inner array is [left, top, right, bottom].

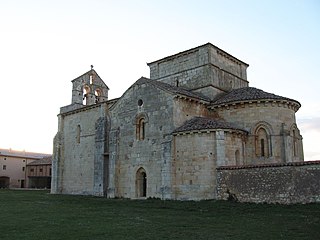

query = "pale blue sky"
[[0, 0, 319, 159]]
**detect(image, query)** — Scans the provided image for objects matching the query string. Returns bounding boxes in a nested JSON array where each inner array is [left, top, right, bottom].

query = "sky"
[[0, 0, 319, 160]]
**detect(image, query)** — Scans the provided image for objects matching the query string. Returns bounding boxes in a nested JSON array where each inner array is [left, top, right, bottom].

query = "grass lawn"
[[0, 190, 319, 240]]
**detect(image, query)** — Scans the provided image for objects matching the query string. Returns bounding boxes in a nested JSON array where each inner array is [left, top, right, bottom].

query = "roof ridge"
[[135, 77, 211, 102], [71, 69, 96, 82]]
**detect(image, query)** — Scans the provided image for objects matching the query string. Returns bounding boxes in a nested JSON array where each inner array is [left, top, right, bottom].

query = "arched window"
[[256, 127, 269, 158], [76, 125, 81, 143], [135, 113, 148, 141], [136, 168, 147, 198], [137, 118, 145, 140]]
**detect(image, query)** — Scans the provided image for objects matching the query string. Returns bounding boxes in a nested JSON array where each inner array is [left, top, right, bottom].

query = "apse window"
[[255, 127, 270, 158], [138, 99, 143, 106]]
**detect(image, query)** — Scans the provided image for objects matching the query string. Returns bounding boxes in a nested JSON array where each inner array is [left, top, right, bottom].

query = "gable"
[[72, 69, 109, 90], [109, 77, 176, 116]]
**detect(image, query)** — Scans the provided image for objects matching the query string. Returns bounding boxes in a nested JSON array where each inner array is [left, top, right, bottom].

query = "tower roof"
[[211, 87, 300, 107], [147, 42, 249, 67]]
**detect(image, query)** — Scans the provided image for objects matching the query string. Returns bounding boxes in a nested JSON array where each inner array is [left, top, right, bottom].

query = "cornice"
[[209, 99, 301, 112], [172, 128, 247, 136]]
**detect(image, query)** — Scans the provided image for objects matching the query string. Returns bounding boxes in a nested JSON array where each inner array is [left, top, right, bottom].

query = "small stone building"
[[51, 43, 304, 201], [27, 156, 52, 189]]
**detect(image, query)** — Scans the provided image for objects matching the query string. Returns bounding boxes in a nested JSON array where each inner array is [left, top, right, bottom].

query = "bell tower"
[[71, 67, 109, 106]]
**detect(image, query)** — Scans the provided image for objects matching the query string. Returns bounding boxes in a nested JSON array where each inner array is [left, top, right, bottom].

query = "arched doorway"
[[0, 176, 10, 188], [136, 168, 147, 198]]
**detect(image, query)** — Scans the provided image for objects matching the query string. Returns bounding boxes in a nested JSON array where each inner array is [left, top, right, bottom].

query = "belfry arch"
[[82, 85, 91, 105], [136, 168, 147, 198]]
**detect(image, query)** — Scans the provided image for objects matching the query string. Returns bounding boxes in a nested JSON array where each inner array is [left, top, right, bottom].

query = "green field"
[[0, 190, 319, 240]]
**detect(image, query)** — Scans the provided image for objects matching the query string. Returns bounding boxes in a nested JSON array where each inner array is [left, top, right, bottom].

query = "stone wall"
[[173, 132, 217, 200], [217, 161, 320, 204]]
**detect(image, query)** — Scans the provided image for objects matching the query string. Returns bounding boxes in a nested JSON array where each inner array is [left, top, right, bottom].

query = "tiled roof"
[[136, 77, 211, 102], [27, 156, 52, 166], [0, 148, 52, 159], [212, 87, 300, 106], [173, 117, 247, 134]]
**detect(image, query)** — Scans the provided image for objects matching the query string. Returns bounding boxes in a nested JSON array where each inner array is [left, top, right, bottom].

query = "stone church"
[[51, 43, 304, 200]]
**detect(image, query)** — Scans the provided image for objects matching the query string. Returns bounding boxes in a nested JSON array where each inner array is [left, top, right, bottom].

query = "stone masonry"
[[217, 161, 320, 204]]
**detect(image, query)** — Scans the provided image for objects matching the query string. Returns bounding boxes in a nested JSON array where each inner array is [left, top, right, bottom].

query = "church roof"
[[173, 117, 247, 134], [136, 77, 211, 102], [211, 87, 300, 106], [27, 156, 52, 166]]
